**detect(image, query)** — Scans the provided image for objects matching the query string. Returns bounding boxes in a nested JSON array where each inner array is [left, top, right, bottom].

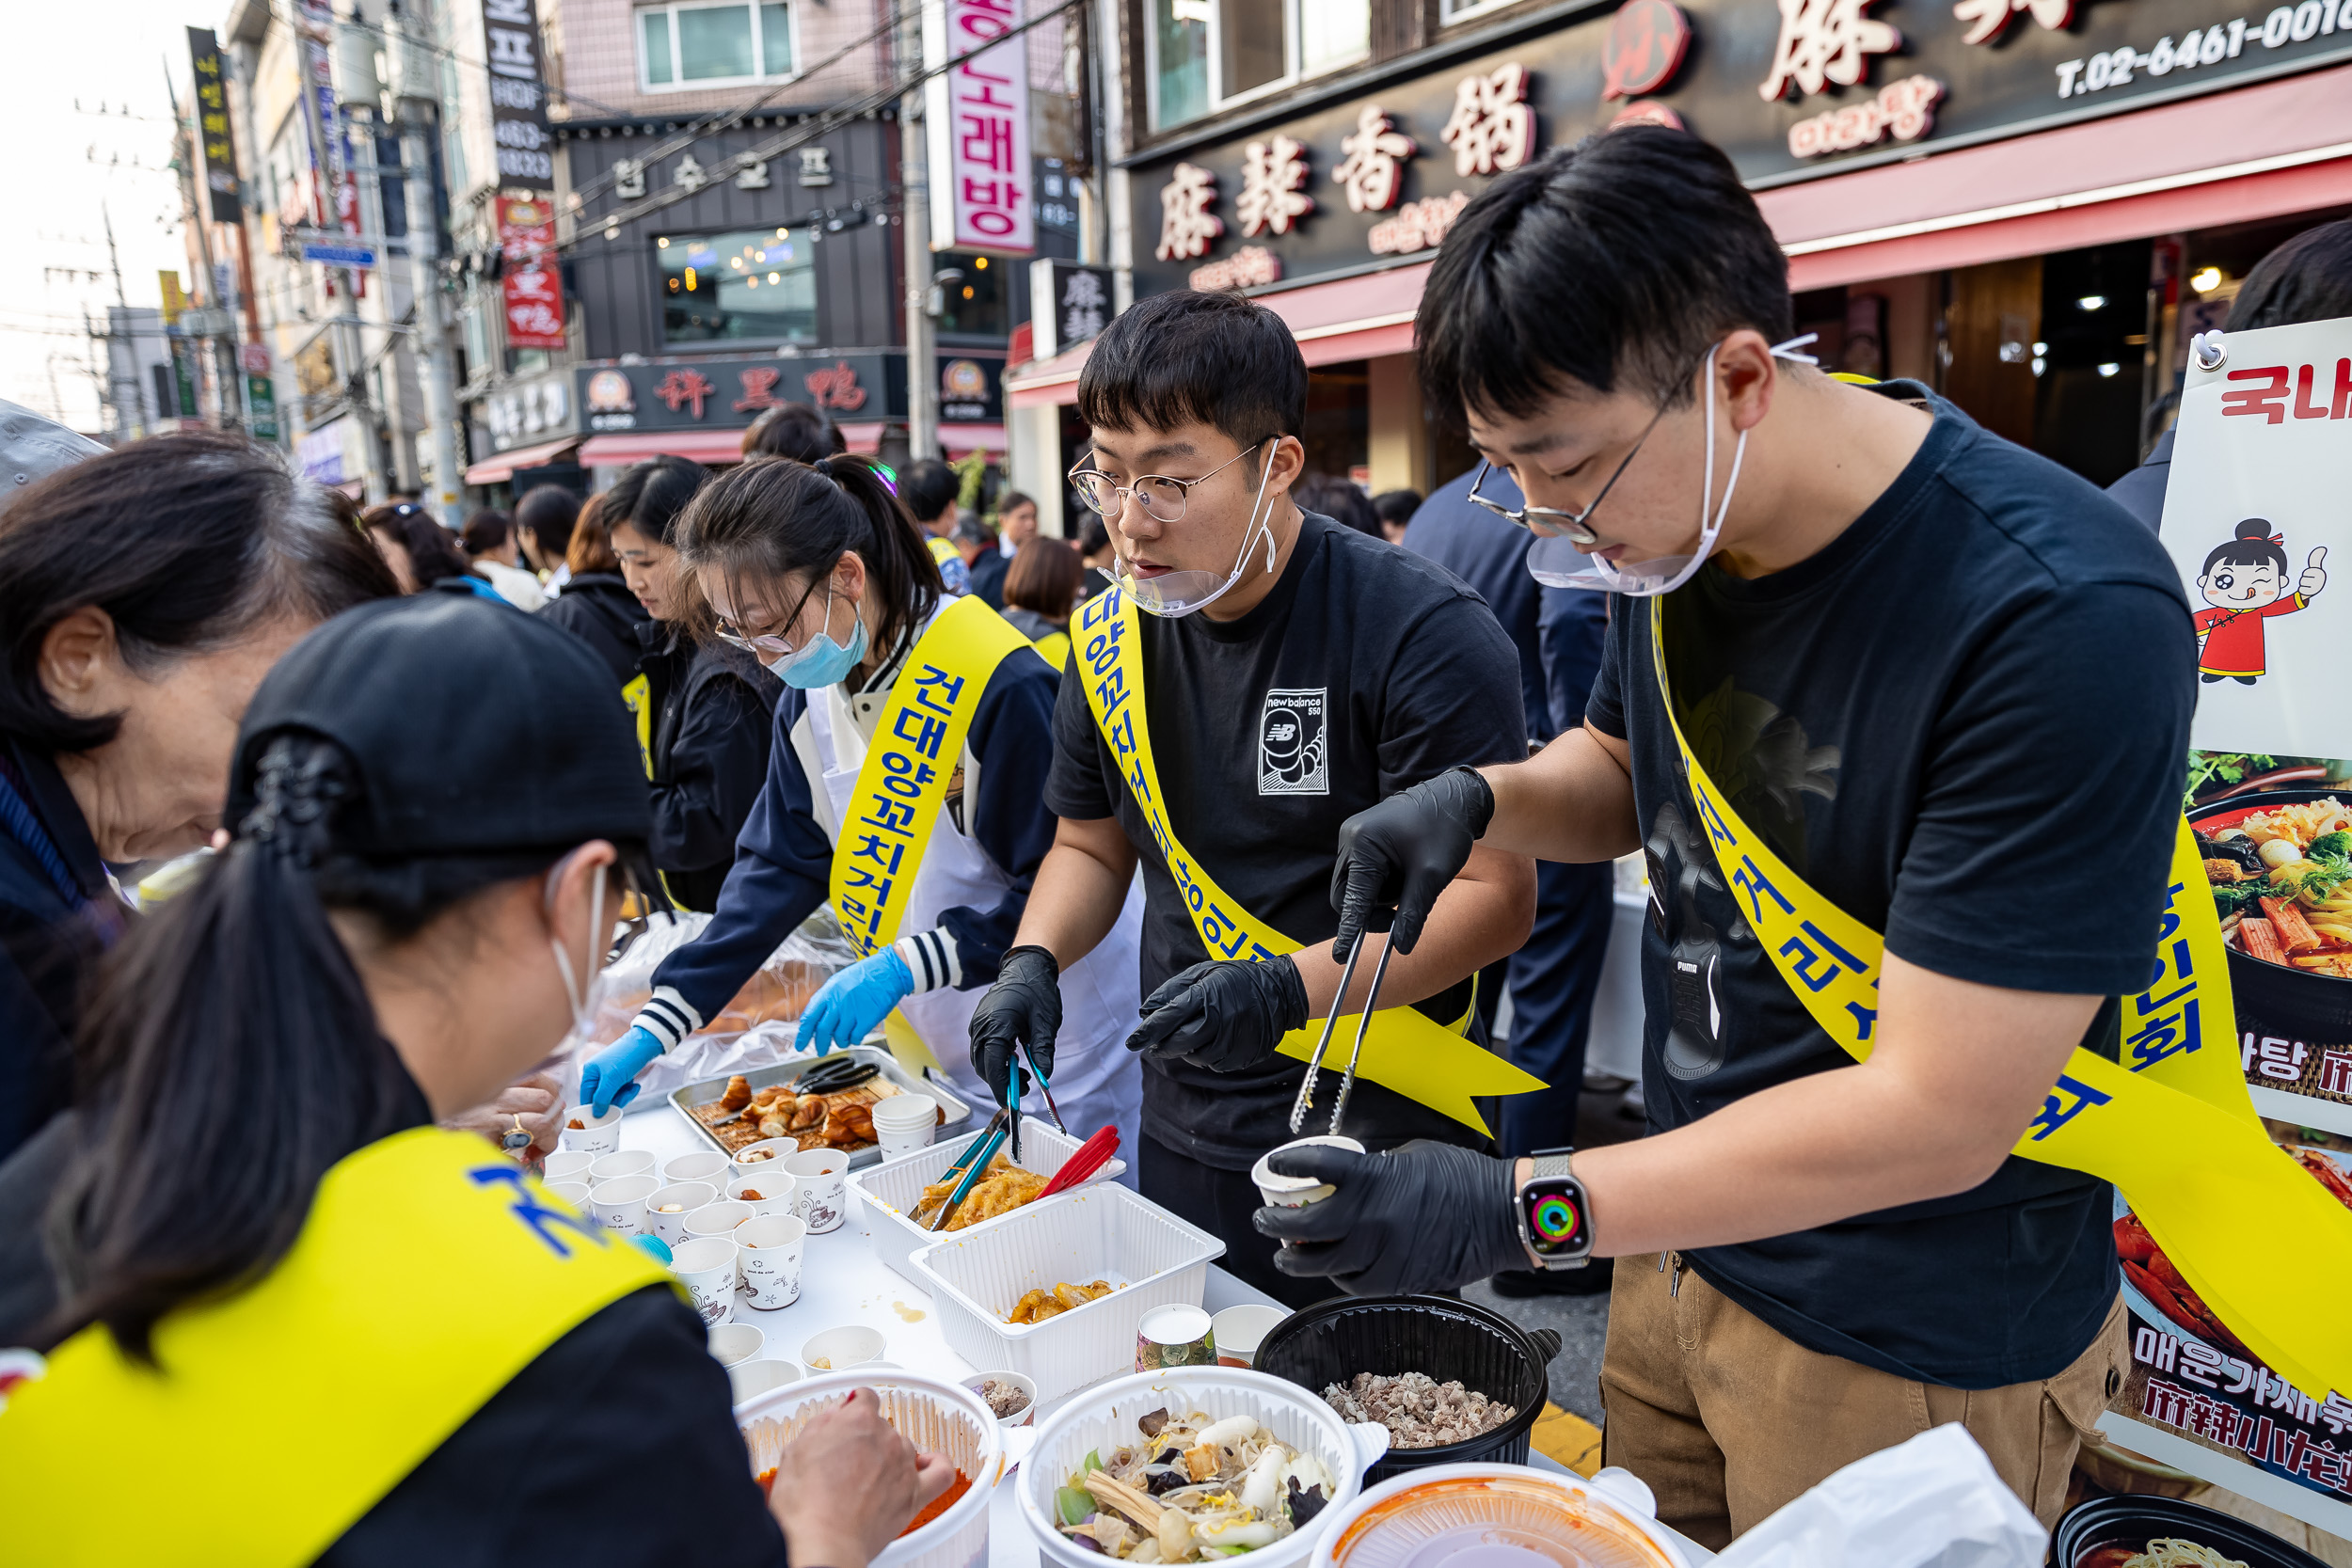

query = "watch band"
[[1530, 1148, 1577, 1181], [1518, 1147, 1587, 1271]]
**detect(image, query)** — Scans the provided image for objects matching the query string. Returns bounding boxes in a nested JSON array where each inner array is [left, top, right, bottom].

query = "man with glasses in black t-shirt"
[[966, 290, 1537, 1308]]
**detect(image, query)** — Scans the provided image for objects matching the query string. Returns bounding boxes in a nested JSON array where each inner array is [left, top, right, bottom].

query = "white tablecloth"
[[613, 1105, 1715, 1565]]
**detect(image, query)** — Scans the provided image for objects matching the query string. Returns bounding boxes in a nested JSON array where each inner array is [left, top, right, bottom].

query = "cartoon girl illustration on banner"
[[2193, 518, 2328, 685]]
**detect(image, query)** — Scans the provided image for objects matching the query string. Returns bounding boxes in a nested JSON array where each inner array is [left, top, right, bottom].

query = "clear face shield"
[[1475, 336, 1819, 597], [1072, 439, 1281, 619]]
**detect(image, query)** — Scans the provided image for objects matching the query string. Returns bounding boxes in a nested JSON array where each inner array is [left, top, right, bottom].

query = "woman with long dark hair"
[[364, 502, 499, 598], [606, 454, 780, 911], [577, 456, 1143, 1152], [0, 592, 950, 1563]]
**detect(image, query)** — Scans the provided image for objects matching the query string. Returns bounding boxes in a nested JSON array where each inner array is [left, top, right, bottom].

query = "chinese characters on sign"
[[1954, 0, 2074, 45], [927, 0, 1034, 252], [735, 367, 784, 414], [1237, 136, 1314, 237], [485, 374, 574, 450], [1786, 74, 1944, 156], [1060, 268, 1108, 345], [1368, 191, 1470, 256], [1760, 0, 1902, 100], [1156, 163, 1224, 262], [804, 361, 868, 412], [657, 370, 715, 419], [1331, 106, 1416, 214], [482, 0, 555, 185], [186, 29, 242, 224], [497, 195, 566, 350], [1440, 65, 1538, 178]]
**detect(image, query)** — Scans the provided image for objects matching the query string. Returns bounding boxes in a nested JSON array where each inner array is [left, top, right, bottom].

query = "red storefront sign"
[[498, 194, 567, 350]]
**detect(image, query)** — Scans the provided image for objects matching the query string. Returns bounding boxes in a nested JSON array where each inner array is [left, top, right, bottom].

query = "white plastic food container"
[[1020, 1367, 1392, 1568], [1310, 1464, 1692, 1568], [737, 1370, 1006, 1568], [851, 1119, 1130, 1287], [910, 1182, 1223, 1402]]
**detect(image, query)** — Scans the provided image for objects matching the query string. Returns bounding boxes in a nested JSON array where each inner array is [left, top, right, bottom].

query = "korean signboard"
[[498, 194, 566, 350], [1127, 0, 2352, 297], [925, 0, 1034, 255], [483, 368, 579, 451], [186, 28, 242, 224], [483, 0, 555, 188], [574, 351, 1001, 432]]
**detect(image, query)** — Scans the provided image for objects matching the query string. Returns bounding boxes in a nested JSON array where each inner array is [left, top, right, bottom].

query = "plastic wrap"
[[564, 909, 857, 1106], [1712, 1424, 2046, 1568]]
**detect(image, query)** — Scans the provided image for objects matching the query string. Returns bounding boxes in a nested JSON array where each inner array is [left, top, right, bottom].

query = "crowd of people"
[[3, 124, 2351, 1562]]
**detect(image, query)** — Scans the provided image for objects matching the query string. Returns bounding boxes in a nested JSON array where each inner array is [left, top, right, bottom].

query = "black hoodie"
[[539, 573, 649, 689], [633, 623, 780, 911]]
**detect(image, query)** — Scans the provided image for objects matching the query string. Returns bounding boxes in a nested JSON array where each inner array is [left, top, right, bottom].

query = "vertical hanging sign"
[[483, 0, 555, 189], [924, 0, 1035, 254], [498, 193, 567, 349], [186, 28, 243, 223]]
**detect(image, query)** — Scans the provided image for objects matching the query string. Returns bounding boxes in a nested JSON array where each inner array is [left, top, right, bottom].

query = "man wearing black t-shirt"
[[1258, 128, 2196, 1544], [967, 290, 1535, 1308]]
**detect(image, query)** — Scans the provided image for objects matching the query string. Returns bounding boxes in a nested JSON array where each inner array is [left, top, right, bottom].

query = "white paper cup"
[[589, 1149, 657, 1188], [1211, 1304, 1289, 1369], [664, 1150, 733, 1188], [588, 1173, 659, 1237], [736, 1213, 808, 1309], [1250, 1134, 1365, 1209], [731, 1137, 796, 1182], [729, 1356, 803, 1404], [545, 1179, 592, 1209], [707, 1323, 765, 1367], [799, 1324, 883, 1372], [542, 1150, 595, 1185], [873, 1094, 940, 1159], [784, 1148, 850, 1233], [646, 1181, 719, 1247], [670, 1236, 738, 1326], [558, 1104, 622, 1154], [728, 1172, 799, 1220]]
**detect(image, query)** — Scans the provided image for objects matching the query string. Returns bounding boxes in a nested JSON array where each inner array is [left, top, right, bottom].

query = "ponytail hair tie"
[[813, 456, 838, 483]]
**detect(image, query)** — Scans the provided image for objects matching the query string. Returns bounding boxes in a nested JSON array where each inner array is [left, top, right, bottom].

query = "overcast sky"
[[0, 0, 215, 432]]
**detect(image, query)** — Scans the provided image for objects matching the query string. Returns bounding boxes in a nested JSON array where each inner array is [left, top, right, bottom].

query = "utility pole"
[[101, 203, 140, 437], [389, 4, 464, 527], [901, 84, 940, 463]]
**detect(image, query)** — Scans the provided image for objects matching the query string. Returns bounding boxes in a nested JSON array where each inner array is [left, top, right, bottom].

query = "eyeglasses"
[[1466, 396, 1676, 539], [1067, 438, 1272, 525], [712, 574, 828, 658]]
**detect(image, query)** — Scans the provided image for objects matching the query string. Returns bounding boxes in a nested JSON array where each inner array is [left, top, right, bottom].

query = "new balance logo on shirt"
[[1260, 689, 1328, 796]]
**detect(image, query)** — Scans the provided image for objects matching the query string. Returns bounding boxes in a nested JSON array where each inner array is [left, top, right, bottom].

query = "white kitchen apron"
[[805, 657, 1145, 1165]]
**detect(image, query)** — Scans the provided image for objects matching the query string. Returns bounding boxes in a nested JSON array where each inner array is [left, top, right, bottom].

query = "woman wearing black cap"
[[605, 454, 780, 911], [577, 456, 1143, 1151], [0, 592, 951, 1564]]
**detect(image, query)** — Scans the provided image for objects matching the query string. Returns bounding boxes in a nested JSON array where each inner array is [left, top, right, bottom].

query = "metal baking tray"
[[667, 1045, 977, 1170]]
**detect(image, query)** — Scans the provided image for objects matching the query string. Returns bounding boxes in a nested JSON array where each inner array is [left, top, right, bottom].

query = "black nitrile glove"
[[968, 944, 1062, 1107], [1329, 768, 1495, 959], [1124, 955, 1310, 1073], [1251, 1139, 1524, 1295]]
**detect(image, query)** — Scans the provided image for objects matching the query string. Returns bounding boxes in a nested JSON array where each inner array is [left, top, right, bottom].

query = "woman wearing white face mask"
[[1, 591, 958, 1564], [578, 455, 1144, 1159]]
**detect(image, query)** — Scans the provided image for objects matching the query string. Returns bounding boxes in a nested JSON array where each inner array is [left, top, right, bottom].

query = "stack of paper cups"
[[871, 1094, 940, 1160]]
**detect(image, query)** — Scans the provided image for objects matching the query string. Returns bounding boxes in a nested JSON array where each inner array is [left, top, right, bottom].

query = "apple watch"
[[1514, 1148, 1594, 1270]]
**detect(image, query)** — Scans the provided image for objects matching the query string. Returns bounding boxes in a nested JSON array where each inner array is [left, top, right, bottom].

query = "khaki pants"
[[1597, 1253, 2127, 1551]]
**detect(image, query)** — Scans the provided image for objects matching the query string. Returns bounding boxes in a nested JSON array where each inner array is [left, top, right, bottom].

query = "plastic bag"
[[1712, 1424, 2047, 1568], [563, 907, 857, 1107]]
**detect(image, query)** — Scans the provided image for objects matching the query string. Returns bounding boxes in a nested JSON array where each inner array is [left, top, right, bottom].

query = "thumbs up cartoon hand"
[[2301, 546, 2328, 600]]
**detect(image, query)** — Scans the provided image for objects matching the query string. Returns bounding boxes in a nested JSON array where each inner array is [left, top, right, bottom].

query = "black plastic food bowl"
[[2192, 786, 2352, 1044], [2051, 1494, 2328, 1568], [1251, 1294, 1561, 1484]]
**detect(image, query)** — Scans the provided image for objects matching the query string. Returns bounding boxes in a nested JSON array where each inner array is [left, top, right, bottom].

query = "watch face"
[[1522, 1179, 1590, 1259]]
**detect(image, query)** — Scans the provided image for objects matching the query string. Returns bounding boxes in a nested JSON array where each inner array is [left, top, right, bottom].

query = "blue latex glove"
[[796, 948, 914, 1055], [580, 1024, 664, 1115]]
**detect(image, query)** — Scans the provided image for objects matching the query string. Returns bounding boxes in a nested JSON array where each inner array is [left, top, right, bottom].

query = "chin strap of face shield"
[[1545, 333, 1820, 598], [1122, 439, 1280, 619]]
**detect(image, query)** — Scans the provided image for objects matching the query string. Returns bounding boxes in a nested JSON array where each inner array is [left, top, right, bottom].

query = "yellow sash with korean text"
[[1073, 588, 1545, 1135], [1648, 604, 2352, 1402], [0, 1127, 672, 1568], [830, 595, 1035, 1070]]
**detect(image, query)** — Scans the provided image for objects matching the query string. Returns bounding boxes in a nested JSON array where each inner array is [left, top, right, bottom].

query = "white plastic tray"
[[850, 1118, 1131, 1288], [910, 1184, 1225, 1403]]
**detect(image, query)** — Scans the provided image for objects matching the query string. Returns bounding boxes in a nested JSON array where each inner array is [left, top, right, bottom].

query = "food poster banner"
[[2165, 317, 2352, 1139], [2105, 1147, 2352, 1539]]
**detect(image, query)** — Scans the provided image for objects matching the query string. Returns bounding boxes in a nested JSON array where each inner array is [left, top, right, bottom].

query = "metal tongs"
[[1287, 928, 1398, 1137]]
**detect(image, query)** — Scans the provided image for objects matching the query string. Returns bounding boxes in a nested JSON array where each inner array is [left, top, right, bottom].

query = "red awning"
[[1768, 62, 2352, 290], [464, 436, 581, 485], [1007, 261, 1430, 407], [579, 429, 757, 466], [941, 421, 1006, 456]]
